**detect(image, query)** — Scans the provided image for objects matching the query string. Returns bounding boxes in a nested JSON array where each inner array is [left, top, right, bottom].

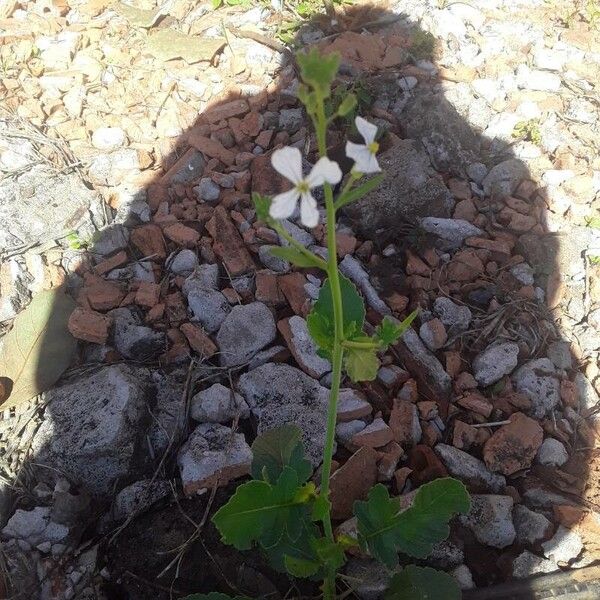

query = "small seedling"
[[186, 49, 470, 600]]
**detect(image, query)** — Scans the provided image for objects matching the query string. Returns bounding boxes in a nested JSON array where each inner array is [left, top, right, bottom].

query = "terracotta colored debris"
[[337, 389, 373, 422], [445, 351, 463, 377], [188, 131, 235, 166], [68, 307, 112, 344], [205, 206, 255, 276], [453, 420, 479, 451], [394, 467, 413, 492], [407, 445, 448, 486], [163, 223, 200, 247], [465, 237, 512, 255], [377, 441, 404, 481], [255, 270, 284, 305], [389, 399, 422, 447], [94, 250, 128, 276], [351, 418, 394, 449], [180, 323, 217, 357], [130, 224, 166, 260], [457, 392, 494, 418], [278, 272, 310, 316], [85, 280, 126, 311], [204, 99, 249, 124], [250, 151, 291, 197], [386, 292, 409, 314], [483, 412, 544, 475], [329, 446, 378, 519], [145, 303, 165, 323], [135, 281, 161, 308]]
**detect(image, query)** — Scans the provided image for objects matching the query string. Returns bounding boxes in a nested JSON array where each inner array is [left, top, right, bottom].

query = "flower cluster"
[[269, 116, 381, 227]]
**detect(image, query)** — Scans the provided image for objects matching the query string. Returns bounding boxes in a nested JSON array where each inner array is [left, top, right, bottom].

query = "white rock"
[[168, 249, 198, 276], [513, 504, 553, 545], [510, 262, 535, 285], [451, 565, 475, 590], [536, 438, 568, 467], [339, 255, 391, 315], [533, 47, 566, 71], [472, 78, 503, 103], [512, 358, 561, 418], [419, 218, 483, 250], [91, 127, 127, 151], [112, 479, 171, 521], [433, 297, 472, 332], [512, 550, 559, 578], [190, 383, 250, 423], [2, 507, 69, 547], [516, 64, 561, 91], [282, 315, 331, 378], [186, 288, 230, 333], [542, 525, 583, 563], [258, 245, 290, 273], [472, 342, 520, 387]]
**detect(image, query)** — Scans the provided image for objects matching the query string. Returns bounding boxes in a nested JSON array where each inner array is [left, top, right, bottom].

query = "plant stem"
[[271, 221, 328, 271]]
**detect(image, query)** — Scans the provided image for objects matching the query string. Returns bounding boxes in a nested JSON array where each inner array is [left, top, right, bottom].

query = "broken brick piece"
[[188, 131, 235, 166], [135, 281, 161, 308], [86, 280, 126, 311], [180, 322, 217, 357], [131, 224, 166, 260], [68, 307, 112, 344], [94, 250, 128, 276], [163, 223, 200, 247]]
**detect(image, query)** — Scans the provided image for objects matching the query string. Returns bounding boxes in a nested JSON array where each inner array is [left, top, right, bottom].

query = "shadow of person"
[[0, 2, 598, 599]]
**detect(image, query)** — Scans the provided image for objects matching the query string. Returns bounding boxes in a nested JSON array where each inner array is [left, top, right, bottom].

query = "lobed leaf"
[[296, 48, 340, 98], [354, 479, 470, 568], [344, 346, 379, 382], [385, 566, 461, 600]]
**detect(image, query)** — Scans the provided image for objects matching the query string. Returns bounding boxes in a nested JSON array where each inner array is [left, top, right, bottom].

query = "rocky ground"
[[0, 0, 600, 598]]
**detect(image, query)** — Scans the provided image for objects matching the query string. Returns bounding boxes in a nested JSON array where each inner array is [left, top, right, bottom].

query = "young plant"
[[186, 49, 470, 600]]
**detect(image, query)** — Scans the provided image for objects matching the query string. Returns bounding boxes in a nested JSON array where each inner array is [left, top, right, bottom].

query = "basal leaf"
[[284, 555, 321, 578], [336, 174, 385, 210], [354, 479, 470, 568], [345, 346, 379, 382], [269, 246, 324, 269], [251, 425, 312, 484], [0, 289, 76, 410], [252, 192, 271, 222], [261, 519, 320, 574], [385, 566, 461, 600], [297, 48, 340, 98], [213, 467, 313, 551], [313, 537, 346, 572], [307, 275, 365, 358], [375, 310, 419, 350]]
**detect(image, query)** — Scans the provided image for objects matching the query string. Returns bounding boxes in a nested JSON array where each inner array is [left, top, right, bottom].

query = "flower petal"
[[355, 116, 378, 145], [345, 141, 380, 173], [269, 188, 300, 220], [299, 192, 320, 228], [306, 156, 343, 188], [270, 146, 303, 184]]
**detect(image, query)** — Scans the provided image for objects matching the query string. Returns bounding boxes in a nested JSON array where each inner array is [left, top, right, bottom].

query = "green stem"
[[342, 339, 379, 350]]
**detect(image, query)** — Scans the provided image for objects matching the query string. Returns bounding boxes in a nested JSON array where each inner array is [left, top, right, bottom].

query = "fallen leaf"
[[0, 289, 77, 410], [146, 29, 226, 64], [116, 2, 163, 28]]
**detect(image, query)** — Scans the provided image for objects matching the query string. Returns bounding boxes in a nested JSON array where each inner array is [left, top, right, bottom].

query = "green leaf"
[[269, 246, 324, 270], [313, 537, 346, 572], [261, 519, 320, 573], [0, 289, 76, 410], [337, 93, 357, 117], [251, 425, 312, 484], [345, 346, 380, 382], [252, 192, 271, 222], [385, 566, 461, 600], [181, 594, 250, 600], [354, 479, 470, 568], [311, 495, 330, 522], [212, 467, 315, 551], [297, 48, 340, 98], [284, 554, 321, 577], [375, 310, 419, 350], [306, 275, 365, 359], [585, 215, 600, 229], [336, 174, 385, 209]]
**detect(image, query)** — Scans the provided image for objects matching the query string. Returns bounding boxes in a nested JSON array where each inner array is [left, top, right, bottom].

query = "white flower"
[[269, 146, 342, 228], [345, 116, 381, 174]]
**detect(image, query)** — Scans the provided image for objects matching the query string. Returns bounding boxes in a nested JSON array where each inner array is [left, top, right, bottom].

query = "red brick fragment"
[[68, 307, 112, 344], [180, 323, 217, 357]]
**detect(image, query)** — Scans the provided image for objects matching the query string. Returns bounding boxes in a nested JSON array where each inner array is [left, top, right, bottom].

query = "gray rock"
[[339, 255, 390, 315], [283, 315, 331, 378], [336, 419, 367, 447], [513, 504, 553, 545], [238, 363, 329, 465], [510, 262, 535, 286], [111, 479, 171, 521], [0, 165, 97, 252], [186, 287, 230, 333], [542, 525, 583, 563], [168, 149, 205, 184], [419, 319, 447, 351], [522, 485, 577, 509], [451, 565, 475, 590], [435, 444, 505, 492], [258, 245, 290, 272], [88, 149, 141, 186], [279, 219, 314, 247], [92, 225, 129, 256], [168, 249, 198, 276], [433, 297, 472, 333], [217, 302, 276, 367], [278, 108, 304, 133], [574, 372, 600, 410], [344, 140, 455, 237], [190, 383, 250, 423], [110, 307, 165, 359], [482, 159, 529, 197], [472, 342, 520, 387], [30, 365, 151, 497], [512, 550, 559, 578], [194, 177, 220, 203], [247, 344, 288, 370], [460, 494, 515, 548], [420, 217, 483, 250], [536, 438, 568, 467], [397, 328, 452, 401], [337, 389, 372, 422], [177, 423, 252, 495], [183, 263, 220, 292], [512, 358, 560, 418], [2, 507, 69, 547], [546, 341, 572, 370], [428, 539, 465, 569], [467, 162, 488, 184], [344, 558, 391, 600]]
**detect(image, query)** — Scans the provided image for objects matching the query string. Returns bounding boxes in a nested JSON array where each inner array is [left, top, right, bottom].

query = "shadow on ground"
[[0, 3, 596, 600]]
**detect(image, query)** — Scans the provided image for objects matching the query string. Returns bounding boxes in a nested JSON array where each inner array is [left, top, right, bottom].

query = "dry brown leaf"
[[146, 29, 226, 64]]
